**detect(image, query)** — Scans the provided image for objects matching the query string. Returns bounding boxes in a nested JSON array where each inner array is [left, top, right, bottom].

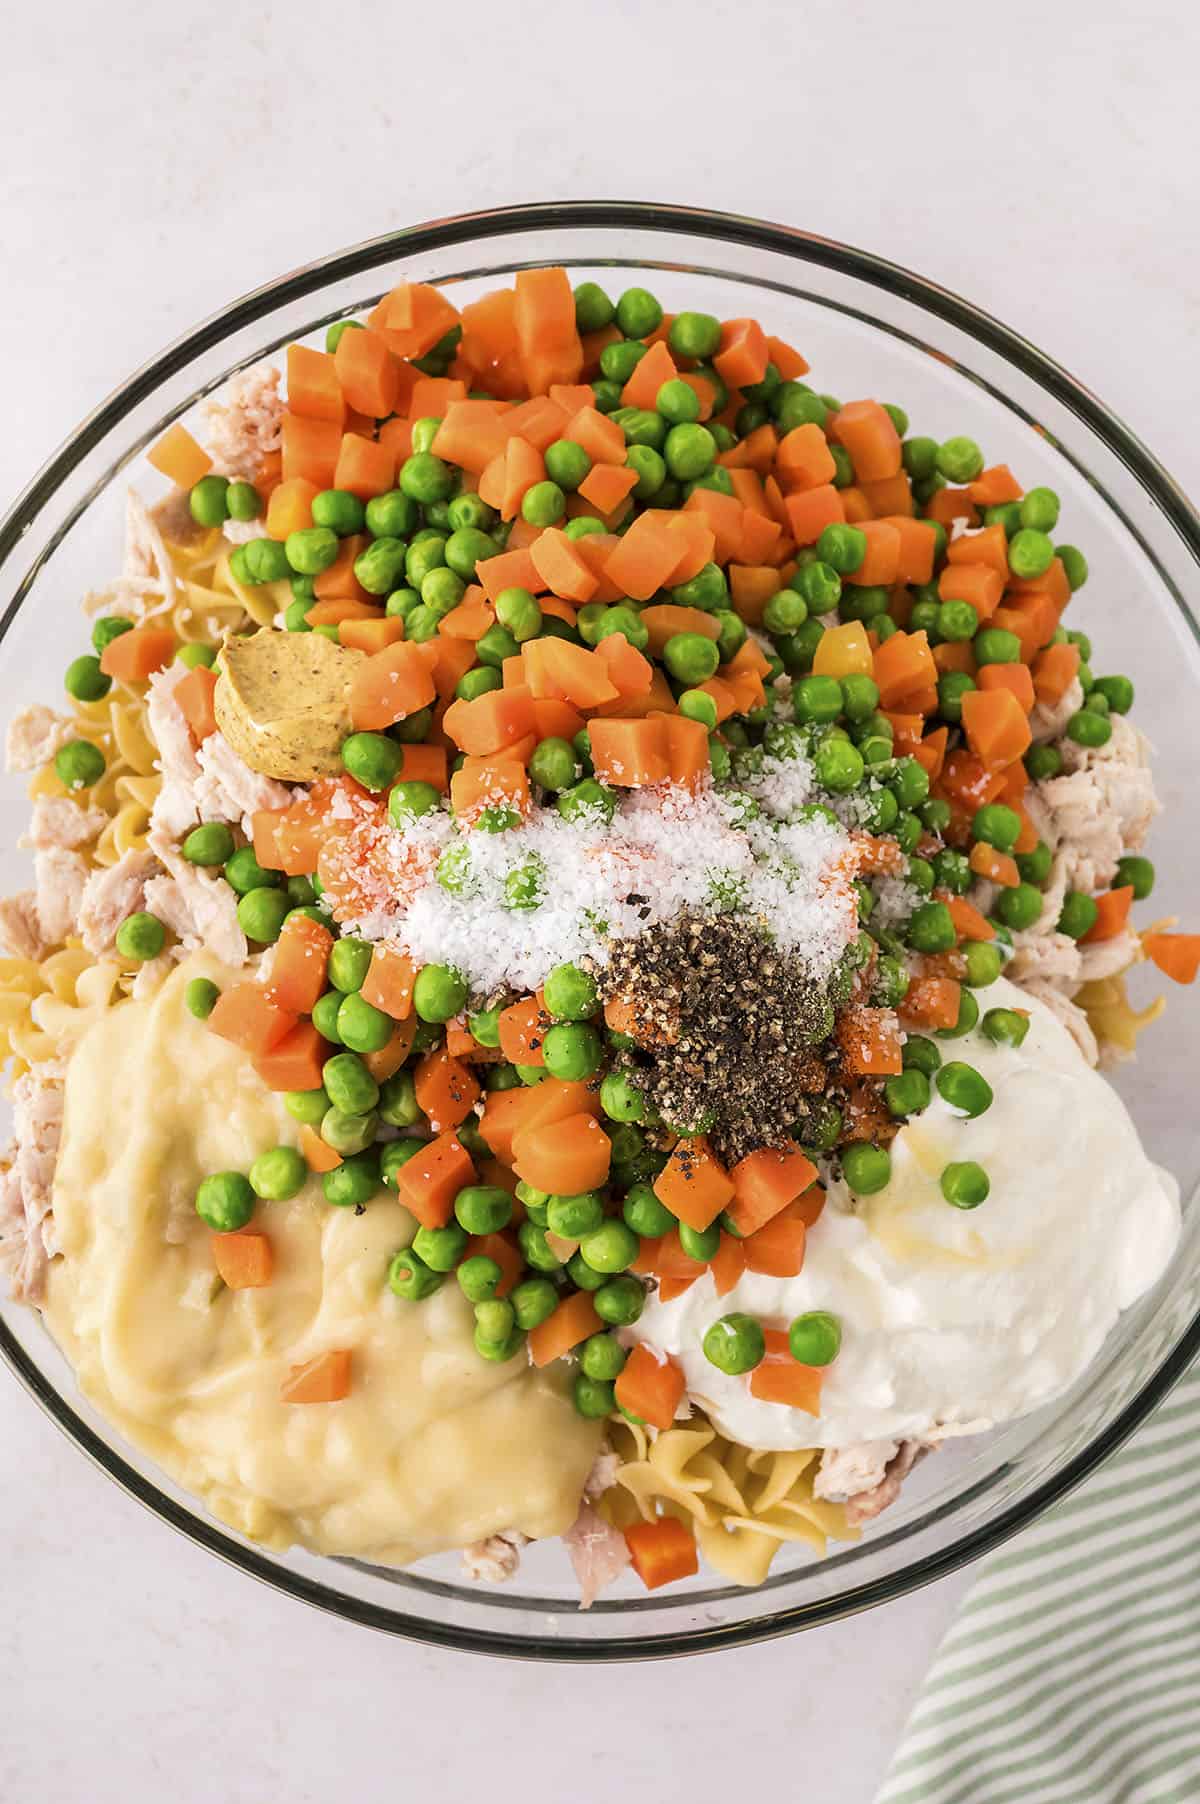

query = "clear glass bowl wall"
[[2, 204, 1198, 1659]]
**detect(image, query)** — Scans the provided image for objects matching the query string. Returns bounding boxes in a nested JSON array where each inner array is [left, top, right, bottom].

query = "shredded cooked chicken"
[[205, 363, 283, 480], [5, 704, 74, 773]]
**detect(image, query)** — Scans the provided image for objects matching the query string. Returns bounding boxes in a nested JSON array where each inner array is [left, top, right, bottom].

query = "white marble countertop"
[[3, 3, 1194, 1799]]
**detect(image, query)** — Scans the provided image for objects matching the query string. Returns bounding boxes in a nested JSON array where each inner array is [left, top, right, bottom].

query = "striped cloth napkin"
[[876, 1363, 1200, 1804]]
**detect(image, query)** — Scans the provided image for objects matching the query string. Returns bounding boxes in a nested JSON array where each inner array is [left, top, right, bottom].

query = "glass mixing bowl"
[[3, 202, 1199, 1659]]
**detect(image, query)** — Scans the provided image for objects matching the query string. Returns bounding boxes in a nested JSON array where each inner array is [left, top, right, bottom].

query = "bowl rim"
[[3, 199, 1199, 1659]]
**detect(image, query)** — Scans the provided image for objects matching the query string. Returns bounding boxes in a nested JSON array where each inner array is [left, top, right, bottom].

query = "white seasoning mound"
[[350, 781, 856, 999]]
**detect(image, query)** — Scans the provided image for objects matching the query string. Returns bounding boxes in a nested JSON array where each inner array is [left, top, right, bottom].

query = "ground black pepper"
[[599, 909, 838, 1166]]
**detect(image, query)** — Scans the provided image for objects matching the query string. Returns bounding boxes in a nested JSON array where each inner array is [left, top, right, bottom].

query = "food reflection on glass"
[[2, 268, 1194, 1604]]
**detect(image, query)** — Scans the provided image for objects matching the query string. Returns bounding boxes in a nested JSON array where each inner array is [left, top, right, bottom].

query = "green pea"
[[937, 986, 980, 1040], [1017, 486, 1059, 533], [599, 1070, 648, 1125], [380, 1138, 426, 1190], [399, 452, 455, 504], [63, 652, 112, 703], [661, 631, 718, 687], [663, 422, 716, 483], [284, 600, 313, 632], [983, 501, 1023, 537], [249, 1144, 308, 1202], [1067, 708, 1113, 748], [1057, 544, 1088, 591], [522, 735, 573, 795], [546, 1189, 605, 1239], [815, 525, 866, 578], [420, 566, 465, 618], [940, 1161, 991, 1209], [542, 961, 599, 1022], [593, 1275, 645, 1327], [622, 1184, 674, 1239], [310, 991, 345, 1044], [175, 641, 217, 671], [578, 1333, 626, 1383], [340, 731, 402, 793], [667, 310, 720, 360], [456, 1255, 502, 1303], [994, 883, 1043, 933], [283, 1087, 329, 1126], [961, 940, 1002, 988], [282, 526, 337, 578], [981, 1007, 1031, 1050], [573, 281, 614, 332], [91, 615, 134, 654], [322, 1051, 379, 1117], [1058, 890, 1100, 941], [195, 1170, 255, 1232], [383, 783, 438, 833], [112, 909, 164, 961], [970, 803, 1020, 853], [309, 488, 364, 536], [571, 1375, 613, 1417], [189, 473, 230, 527], [323, 1147, 382, 1209], [935, 1060, 993, 1117], [899, 436, 937, 481], [579, 1220, 641, 1274], [243, 537, 291, 583], [225, 481, 262, 523], [388, 1247, 444, 1300], [614, 285, 663, 339], [678, 1221, 720, 1262], [54, 739, 105, 790], [413, 964, 468, 1023], [490, 584, 541, 644], [332, 991, 390, 1055], [323, 938, 372, 999], [184, 976, 220, 1021], [453, 668, 499, 704], [841, 1142, 892, 1195], [884, 1060, 931, 1118], [906, 851, 934, 893], [557, 777, 618, 825], [326, 319, 363, 353], [900, 1036, 941, 1078], [517, 480, 563, 528], [935, 437, 984, 483], [780, 1311, 840, 1367], [405, 1221, 467, 1275], [1016, 840, 1053, 886], [374, 1073, 421, 1137], [703, 1313, 765, 1375], [791, 674, 842, 726], [815, 738, 865, 794], [904, 901, 955, 956], [1114, 854, 1154, 900], [449, 1185, 509, 1237], [475, 623, 520, 669], [973, 628, 1021, 668], [234, 885, 288, 945], [1007, 527, 1054, 581], [590, 378, 624, 414], [503, 856, 544, 912], [500, 1276, 553, 1333]]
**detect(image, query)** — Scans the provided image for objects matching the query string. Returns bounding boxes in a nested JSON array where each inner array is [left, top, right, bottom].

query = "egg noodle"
[[602, 1411, 853, 1586]]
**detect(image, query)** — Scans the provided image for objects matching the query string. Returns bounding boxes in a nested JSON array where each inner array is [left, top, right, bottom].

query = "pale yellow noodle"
[[602, 1412, 854, 1586]]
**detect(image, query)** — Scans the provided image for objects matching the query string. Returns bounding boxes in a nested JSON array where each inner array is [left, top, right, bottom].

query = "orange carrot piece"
[[588, 716, 671, 787], [961, 687, 1032, 768], [743, 1205, 808, 1278], [364, 1017, 418, 1083], [521, 637, 618, 709], [968, 464, 1023, 506], [945, 896, 996, 942], [175, 664, 219, 740], [147, 422, 212, 489], [253, 1020, 328, 1093], [450, 756, 531, 825], [1144, 933, 1200, 984], [946, 523, 1011, 577], [443, 685, 537, 757], [529, 527, 600, 604], [615, 1344, 688, 1431], [620, 340, 678, 411], [837, 1004, 903, 1076], [844, 520, 901, 587], [578, 462, 640, 514], [900, 975, 963, 1030], [333, 432, 394, 500], [594, 634, 654, 705], [528, 1290, 603, 1368], [212, 1231, 273, 1289], [1081, 886, 1135, 944], [748, 1330, 824, 1412], [860, 473, 914, 518], [511, 1112, 612, 1196], [267, 914, 334, 1015], [726, 1145, 818, 1237], [924, 487, 979, 532], [497, 994, 553, 1066], [563, 405, 626, 467], [280, 1349, 351, 1404], [313, 531, 370, 602], [208, 983, 297, 1057], [977, 662, 1035, 712], [265, 476, 318, 540], [360, 946, 415, 1020], [370, 282, 461, 360], [968, 842, 1021, 887], [413, 1045, 481, 1133], [625, 1517, 699, 1590], [347, 640, 437, 732], [639, 604, 721, 657], [830, 399, 902, 481], [652, 1136, 735, 1233], [937, 562, 1004, 621], [99, 625, 176, 683], [873, 630, 936, 709], [299, 1123, 342, 1173], [286, 344, 346, 424], [1032, 641, 1080, 705], [395, 1130, 475, 1230], [784, 484, 845, 546], [281, 413, 342, 489], [881, 516, 937, 584], [514, 267, 583, 395], [714, 318, 769, 388]]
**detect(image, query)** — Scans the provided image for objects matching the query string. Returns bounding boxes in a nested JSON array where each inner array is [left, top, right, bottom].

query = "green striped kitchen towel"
[[876, 1363, 1200, 1804]]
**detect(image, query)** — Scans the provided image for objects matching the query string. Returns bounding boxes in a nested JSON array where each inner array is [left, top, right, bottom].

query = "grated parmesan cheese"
[[345, 781, 856, 999]]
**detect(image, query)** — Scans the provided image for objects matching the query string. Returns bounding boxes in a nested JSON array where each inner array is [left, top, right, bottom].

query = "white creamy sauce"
[[630, 977, 1180, 1450]]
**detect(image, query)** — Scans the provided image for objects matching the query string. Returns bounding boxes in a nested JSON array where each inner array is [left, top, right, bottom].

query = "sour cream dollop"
[[628, 978, 1180, 1450]]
